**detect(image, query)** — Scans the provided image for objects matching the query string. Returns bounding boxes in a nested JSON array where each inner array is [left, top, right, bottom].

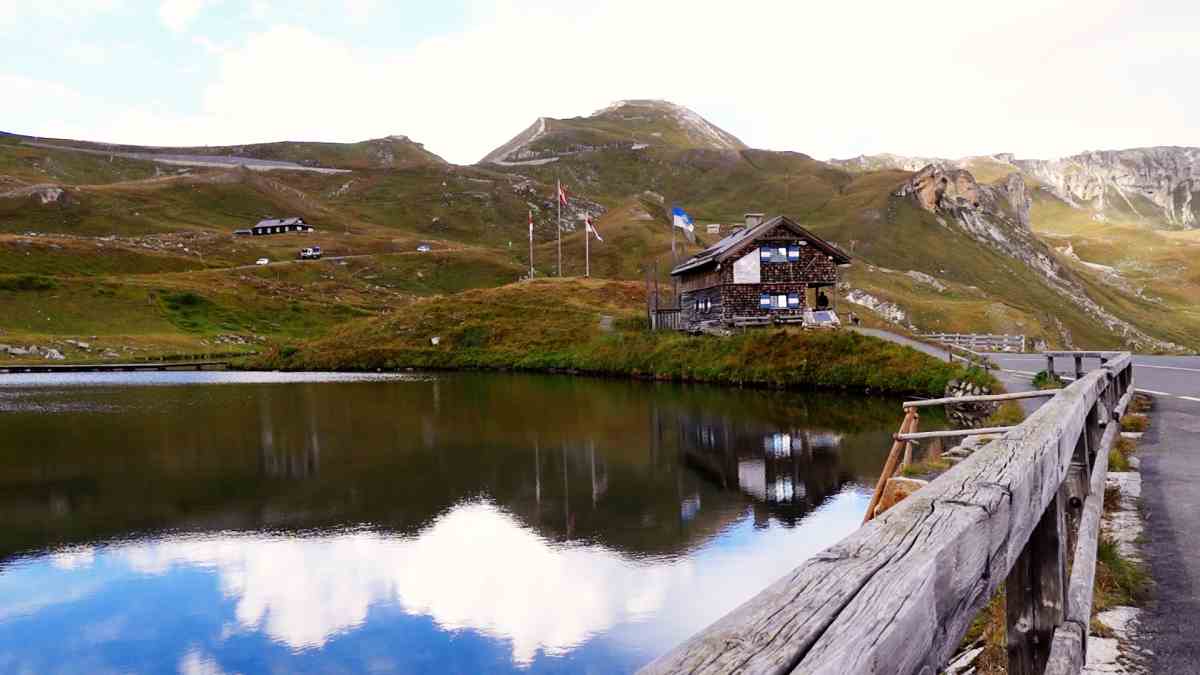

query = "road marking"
[[1137, 388, 1173, 396], [1135, 364, 1200, 374], [1180, 396, 1200, 403]]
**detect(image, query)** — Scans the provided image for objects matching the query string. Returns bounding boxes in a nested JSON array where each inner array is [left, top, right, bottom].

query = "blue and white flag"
[[671, 207, 694, 233]]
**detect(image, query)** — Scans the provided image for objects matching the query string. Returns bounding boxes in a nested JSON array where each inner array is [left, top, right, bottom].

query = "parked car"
[[417, 244, 432, 253], [299, 246, 322, 260], [255, 258, 270, 266]]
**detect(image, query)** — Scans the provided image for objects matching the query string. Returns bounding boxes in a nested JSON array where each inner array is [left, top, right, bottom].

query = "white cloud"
[[8, 0, 1200, 164], [158, 0, 215, 33], [64, 42, 109, 65], [342, 0, 378, 24], [0, 0, 122, 26]]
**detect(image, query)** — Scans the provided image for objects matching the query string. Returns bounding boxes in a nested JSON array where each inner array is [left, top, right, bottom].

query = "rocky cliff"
[[1015, 147, 1200, 228], [845, 147, 1200, 229], [895, 164, 1180, 351]]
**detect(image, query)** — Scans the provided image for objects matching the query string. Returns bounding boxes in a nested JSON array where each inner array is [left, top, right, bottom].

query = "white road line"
[[1137, 388, 1173, 396], [1135, 364, 1200, 374], [1180, 396, 1200, 403]]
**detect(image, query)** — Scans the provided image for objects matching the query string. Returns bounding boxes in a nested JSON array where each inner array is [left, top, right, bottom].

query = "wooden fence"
[[641, 352, 1134, 675], [651, 308, 683, 332], [925, 332, 1027, 353]]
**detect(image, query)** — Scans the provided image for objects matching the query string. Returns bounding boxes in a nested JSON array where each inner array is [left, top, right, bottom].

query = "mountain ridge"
[[2, 100, 1199, 357]]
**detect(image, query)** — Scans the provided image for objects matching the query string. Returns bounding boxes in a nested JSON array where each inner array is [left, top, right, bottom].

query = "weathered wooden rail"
[[641, 352, 1134, 675], [925, 332, 1027, 353]]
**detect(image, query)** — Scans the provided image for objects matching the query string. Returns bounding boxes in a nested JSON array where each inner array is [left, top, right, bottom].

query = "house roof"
[[253, 216, 307, 228], [670, 215, 850, 276]]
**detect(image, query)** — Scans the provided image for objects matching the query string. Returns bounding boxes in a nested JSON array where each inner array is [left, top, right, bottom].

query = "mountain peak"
[[480, 100, 744, 165], [589, 99, 745, 151]]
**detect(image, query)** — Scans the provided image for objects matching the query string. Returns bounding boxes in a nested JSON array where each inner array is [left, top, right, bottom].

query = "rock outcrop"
[[1016, 147, 1200, 228], [895, 164, 1182, 352]]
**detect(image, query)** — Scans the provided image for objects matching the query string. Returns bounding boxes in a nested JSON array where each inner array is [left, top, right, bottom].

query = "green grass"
[[900, 457, 952, 478], [1094, 537, 1150, 610], [261, 277, 975, 396], [1109, 436, 1137, 472]]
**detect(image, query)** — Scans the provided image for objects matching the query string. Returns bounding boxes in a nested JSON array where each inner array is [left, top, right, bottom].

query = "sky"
[[3, 0, 1198, 165]]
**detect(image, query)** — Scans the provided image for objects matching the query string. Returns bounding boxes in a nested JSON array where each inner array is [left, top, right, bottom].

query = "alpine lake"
[[0, 371, 945, 674]]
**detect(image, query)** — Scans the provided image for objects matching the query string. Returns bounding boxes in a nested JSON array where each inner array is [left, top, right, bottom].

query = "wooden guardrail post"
[[1006, 489, 1068, 674], [862, 407, 917, 524]]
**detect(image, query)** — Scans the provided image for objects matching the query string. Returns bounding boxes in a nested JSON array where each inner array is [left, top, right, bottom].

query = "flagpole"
[[585, 216, 590, 278], [528, 211, 534, 279], [556, 177, 562, 277], [670, 201, 677, 263]]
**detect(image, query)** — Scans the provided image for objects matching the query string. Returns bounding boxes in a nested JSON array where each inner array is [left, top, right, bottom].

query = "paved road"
[[986, 353, 1200, 404], [1135, 396, 1200, 673], [984, 352, 1199, 672]]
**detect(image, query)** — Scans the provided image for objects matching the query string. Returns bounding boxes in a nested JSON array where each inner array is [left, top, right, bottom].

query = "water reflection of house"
[[681, 415, 847, 527]]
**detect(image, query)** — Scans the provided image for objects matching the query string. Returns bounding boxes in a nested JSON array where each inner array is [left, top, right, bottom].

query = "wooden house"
[[669, 213, 851, 331], [234, 217, 315, 236]]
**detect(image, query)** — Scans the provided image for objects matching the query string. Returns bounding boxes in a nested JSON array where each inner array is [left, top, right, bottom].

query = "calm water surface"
[[0, 371, 935, 674]]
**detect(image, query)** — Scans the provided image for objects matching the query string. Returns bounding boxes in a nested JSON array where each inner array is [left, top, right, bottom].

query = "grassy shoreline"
[[251, 279, 989, 397]]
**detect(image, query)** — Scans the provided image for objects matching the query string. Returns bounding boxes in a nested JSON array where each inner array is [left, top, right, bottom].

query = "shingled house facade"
[[669, 214, 851, 331]]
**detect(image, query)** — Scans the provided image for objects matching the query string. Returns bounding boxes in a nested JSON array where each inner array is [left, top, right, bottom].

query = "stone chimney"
[[744, 212, 764, 229]]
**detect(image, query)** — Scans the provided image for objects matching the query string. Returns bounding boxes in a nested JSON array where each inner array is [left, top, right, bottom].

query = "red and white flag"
[[585, 215, 603, 242], [557, 180, 569, 206]]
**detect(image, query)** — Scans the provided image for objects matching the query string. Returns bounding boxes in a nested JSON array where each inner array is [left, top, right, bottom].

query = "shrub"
[[1120, 414, 1149, 433], [1032, 370, 1065, 390], [162, 291, 204, 308], [0, 274, 57, 292], [1109, 436, 1137, 472], [986, 401, 1026, 427], [1128, 395, 1153, 414]]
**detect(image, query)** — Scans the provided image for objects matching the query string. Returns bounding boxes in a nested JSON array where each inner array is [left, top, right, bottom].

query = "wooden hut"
[[668, 213, 851, 331]]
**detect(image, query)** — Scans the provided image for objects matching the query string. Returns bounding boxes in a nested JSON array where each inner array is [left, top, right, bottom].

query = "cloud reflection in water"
[[8, 491, 866, 669]]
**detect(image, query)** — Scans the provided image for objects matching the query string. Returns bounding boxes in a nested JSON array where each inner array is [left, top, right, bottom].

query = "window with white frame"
[[760, 292, 801, 310], [760, 243, 805, 263], [697, 296, 712, 313]]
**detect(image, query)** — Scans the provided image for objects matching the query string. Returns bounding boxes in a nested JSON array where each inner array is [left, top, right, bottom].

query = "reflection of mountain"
[[0, 373, 935, 561]]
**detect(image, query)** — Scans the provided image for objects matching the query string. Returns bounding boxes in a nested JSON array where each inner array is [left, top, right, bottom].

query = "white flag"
[[671, 206, 694, 233], [586, 215, 603, 242]]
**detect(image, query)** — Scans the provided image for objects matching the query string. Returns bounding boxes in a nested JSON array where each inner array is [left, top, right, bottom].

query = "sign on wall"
[[732, 249, 760, 283]]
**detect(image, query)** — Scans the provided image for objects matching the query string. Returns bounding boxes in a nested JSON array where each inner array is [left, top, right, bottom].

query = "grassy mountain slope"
[[3, 103, 1198, 361]]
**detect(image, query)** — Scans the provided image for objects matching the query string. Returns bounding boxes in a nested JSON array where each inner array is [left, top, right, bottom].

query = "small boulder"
[[43, 349, 65, 360], [876, 477, 929, 516]]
